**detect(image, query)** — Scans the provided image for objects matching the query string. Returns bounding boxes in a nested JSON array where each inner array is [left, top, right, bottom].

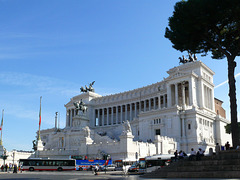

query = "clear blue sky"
[[0, 0, 239, 151]]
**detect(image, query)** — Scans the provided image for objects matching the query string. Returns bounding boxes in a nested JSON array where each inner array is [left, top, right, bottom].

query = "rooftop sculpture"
[[179, 53, 197, 64], [80, 81, 95, 93]]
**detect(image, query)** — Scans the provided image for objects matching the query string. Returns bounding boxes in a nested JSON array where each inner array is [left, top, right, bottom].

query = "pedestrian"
[[215, 143, 221, 155], [174, 150, 178, 161], [179, 150, 184, 160], [1, 165, 3, 172], [189, 148, 196, 161], [225, 141, 230, 150], [13, 164, 18, 173], [94, 164, 99, 175], [9, 163, 12, 172], [5, 163, 8, 172], [196, 148, 204, 160]]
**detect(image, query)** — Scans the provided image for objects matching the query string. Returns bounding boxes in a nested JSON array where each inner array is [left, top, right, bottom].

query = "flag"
[[39, 97, 42, 127], [0, 110, 3, 131]]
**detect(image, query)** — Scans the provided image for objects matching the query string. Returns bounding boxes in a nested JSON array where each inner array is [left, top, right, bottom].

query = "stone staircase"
[[142, 150, 240, 178]]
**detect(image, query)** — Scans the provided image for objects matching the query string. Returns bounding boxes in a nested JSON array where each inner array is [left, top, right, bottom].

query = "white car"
[[100, 164, 117, 171]]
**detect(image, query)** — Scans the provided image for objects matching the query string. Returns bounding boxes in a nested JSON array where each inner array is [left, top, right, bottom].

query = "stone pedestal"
[[120, 132, 134, 159], [36, 140, 44, 151], [72, 115, 90, 129]]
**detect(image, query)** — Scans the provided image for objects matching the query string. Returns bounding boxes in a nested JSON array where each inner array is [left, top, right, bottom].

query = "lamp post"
[[1, 149, 8, 166], [135, 152, 138, 164], [12, 151, 15, 165]]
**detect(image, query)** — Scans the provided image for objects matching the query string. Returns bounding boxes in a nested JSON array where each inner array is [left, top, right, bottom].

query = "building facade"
[[38, 60, 231, 161]]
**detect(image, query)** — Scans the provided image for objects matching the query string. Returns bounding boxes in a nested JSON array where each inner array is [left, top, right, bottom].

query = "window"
[[154, 118, 161, 124], [155, 129, 161, 135], [188, 124, 191, 130]]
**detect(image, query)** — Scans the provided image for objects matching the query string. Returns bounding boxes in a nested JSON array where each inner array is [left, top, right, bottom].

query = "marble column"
[[107, 108, 109, 125], [154, 98, 156, 110], [102, 108, 105, 126], [175, 83, 178, 106], [148, 99, 150, 110], [70, 109, 73, 127], [125, 104, 128, 121], [98, 109, 100, 126], [112, 107, 114, 125], [130, 104, 132, 121], [135, 102, 137, 118], [144, 100, 146, 112], [121, 105, 123, 123], [158, 96, 161, 109], [116, 106, 119, 124], [163, 95, 166, 108], [182, 82, 186, 109], [181, 118, 186, 137]]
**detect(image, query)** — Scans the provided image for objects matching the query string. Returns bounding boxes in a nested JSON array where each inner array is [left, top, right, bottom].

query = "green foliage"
[[165, 0, 240, 59], [166, 0, 240, 147], [225, 123, 240, 134]]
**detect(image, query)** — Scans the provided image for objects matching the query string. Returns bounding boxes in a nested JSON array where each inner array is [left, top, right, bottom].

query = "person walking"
[[9, 163, 12, 172], [94, 164, 99, 175], [13, 164, 18, 173], [4, 164, 8, 172]]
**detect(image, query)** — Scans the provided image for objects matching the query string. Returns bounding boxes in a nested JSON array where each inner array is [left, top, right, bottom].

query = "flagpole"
[[0, 109, 4, 146], [38, 96, 42, 141]]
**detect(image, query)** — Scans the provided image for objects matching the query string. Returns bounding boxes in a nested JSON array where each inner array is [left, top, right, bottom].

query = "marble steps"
[[142, 150, 240, 178]]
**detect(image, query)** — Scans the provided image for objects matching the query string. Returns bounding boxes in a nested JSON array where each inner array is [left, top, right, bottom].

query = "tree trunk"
[[227, 56, 239, 148]]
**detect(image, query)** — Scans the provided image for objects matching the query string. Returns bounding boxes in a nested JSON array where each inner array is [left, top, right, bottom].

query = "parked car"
[[100, 164, 117, 171], [128, 164, 139, 172]]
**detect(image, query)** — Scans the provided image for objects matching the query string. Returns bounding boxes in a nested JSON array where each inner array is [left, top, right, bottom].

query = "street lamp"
[[1, 149, 8, 165], [135, 152, 138, 164], [12, 151, 15, 164]]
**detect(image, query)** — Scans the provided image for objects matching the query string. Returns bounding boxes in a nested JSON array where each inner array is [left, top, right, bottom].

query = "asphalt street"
[[0, 171, 237, 180]]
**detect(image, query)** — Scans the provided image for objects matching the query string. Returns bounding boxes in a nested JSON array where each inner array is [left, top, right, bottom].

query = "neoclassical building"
[[37, 60, 231, 161]]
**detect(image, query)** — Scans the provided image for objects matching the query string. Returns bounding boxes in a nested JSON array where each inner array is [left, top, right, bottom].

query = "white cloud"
[[215, 72, 240, 89], [0, 72, 79, 96]]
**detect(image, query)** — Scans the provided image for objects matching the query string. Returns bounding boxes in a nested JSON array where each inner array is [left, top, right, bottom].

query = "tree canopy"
[[165, 0, 240, 59], [165, 0, 240, 147]]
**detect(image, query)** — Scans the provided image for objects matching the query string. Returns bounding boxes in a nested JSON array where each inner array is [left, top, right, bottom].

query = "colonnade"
[[65, 80, 193, 128], [94, 95, 168, 126], [170, 81, 190, 107]]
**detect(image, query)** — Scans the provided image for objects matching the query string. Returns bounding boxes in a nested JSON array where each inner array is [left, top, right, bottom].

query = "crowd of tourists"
[[0, 163, 18, 173], [174, 148, 205, 161], [174, 141, 233, 162]]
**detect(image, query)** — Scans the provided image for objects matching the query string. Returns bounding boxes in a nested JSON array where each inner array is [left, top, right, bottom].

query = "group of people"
[[0, 163, 18, 173], [174, 148, 205, 161], [174, 150, 187, 161], [215, 141, 232, 155], [189, 148, 205, 161]]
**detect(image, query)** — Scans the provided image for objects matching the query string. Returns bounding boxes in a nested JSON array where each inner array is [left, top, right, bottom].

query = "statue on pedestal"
[[80, 81, 95, 93], [122, 120, 132, 135], [73, 99, 88, 115], [83, 126, 91, 138]]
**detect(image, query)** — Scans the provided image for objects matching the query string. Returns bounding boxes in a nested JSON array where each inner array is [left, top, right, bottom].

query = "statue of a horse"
[[73, 100, 88, 114], [79, 104, 88, 114], [80, 86, 87, 93]]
